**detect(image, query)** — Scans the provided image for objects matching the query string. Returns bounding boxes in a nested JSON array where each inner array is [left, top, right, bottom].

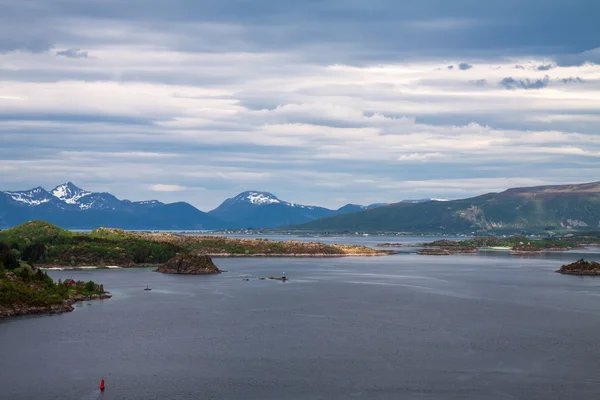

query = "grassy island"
[[0, 221, 388, 269], [423, 233, 599, 252]]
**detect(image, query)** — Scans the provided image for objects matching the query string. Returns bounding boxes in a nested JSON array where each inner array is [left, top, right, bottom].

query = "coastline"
[[0, 292, 112, 319], [38, 252, 391, 270]]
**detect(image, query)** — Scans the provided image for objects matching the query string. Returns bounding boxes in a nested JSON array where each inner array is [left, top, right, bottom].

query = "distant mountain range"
[[0, 183, 387, 230], [0, 183, 223, 230], [5, 181, 594, 233], [289, 182, 600, 233]]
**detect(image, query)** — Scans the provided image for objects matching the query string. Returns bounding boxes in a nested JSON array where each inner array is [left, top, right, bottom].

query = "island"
[[0, 221, 389, 271], [417, 246, 478, 255], [156, 253, 221, 275], [420, 234, 598, 255], [556, 259, 600, 276]]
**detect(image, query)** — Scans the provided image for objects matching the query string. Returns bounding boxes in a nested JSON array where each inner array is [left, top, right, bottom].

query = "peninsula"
[[0, 221, 388, 270], [0, 245, 110, 319]]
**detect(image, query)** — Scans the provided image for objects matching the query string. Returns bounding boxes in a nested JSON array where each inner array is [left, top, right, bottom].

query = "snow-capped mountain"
[[51, 182, 91, 206], [0, 183, 223, 230], [208, 191, 385, 228], [0, 184, 389, 230], [4, 187, 57, 206], [50, 182, 128, 210]]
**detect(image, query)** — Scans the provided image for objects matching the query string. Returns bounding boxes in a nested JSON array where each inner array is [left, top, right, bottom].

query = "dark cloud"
[[469, 79, 487, 86], [1, 0, 598, 63], [458, 62, 472, 70], [560, 77, 585, 84], [499, 75, 550, 90], [447, 65, 454, 69], [56, 48, 89, 59], [537, 63, 554, 71], [555, 47, 600, 66]]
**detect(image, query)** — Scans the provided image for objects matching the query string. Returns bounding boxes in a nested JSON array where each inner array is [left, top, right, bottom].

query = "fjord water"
[[1, 245, 600, 399]]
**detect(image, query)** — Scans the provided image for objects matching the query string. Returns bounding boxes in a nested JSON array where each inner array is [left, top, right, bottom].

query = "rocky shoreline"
[[0, 292, 112, 319], [556, 259, 600, 276], [208, 252, 390, 257]]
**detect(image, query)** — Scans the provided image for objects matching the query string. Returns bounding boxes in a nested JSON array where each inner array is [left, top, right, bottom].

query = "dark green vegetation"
[[424, 232, 600, 250], [0, 221, 384, 267], [289, 182, 600, 234], [556, 259, 600, 275], [0, 243, 107, 317], [0, 221, 180, 266]]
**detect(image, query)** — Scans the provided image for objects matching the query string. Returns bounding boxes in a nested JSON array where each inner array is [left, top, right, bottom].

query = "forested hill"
[[289, 181, 600, 233]]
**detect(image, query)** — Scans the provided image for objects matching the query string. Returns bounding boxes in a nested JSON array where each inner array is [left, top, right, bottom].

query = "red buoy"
[[100, 379, 105, 391]]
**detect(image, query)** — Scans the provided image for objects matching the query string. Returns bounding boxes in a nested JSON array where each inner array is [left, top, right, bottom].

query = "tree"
[[0, 242, 19, 270], [22, 243, 47, 264], [10, 242, 20, 251], [85, 280, 96, 292]]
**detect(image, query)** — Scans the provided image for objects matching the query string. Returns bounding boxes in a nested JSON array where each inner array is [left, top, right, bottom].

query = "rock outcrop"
[[556, 259, 600, 275], [156, 252, 221, 275]]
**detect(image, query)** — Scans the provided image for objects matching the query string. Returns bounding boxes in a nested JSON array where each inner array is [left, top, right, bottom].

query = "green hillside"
[[290, 182, 600, 233]]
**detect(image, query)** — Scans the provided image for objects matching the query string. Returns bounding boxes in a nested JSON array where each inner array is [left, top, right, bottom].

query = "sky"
[[1, 0, 599, 211]]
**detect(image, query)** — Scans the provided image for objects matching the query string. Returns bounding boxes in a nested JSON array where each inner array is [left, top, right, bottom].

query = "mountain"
[[208, 191, 335, 228], [288, 182, 600, 233], [208, 191, 386, 228], [0, 183, 224, 230], [401, 198, 449, 204]]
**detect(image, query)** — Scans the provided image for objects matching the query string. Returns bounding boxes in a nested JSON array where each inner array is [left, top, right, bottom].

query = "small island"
[[417, 246, 478, 255], [556, 259, 600, 276], [508, 243, 542, 254], [420, 234, 599, 255], [156, 253, 221, 275]]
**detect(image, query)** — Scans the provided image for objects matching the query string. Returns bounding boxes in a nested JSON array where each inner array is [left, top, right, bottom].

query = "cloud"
[[458, 62, 472, 70], [56, 48, 89, 59], [149, 184, 186, 192], [536, 63, 554, 71], [499, 75, 550, 90], [397, 153, 443, 161], [559, 77, 585, 84], [470, 79, 487, 86], [555, 47, 600, 67], [0, 2, 599, 209]]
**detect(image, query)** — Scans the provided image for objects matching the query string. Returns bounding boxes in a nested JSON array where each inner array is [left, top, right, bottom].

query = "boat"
[[99, 379, 105, 391], [144, 285, 152, 291]]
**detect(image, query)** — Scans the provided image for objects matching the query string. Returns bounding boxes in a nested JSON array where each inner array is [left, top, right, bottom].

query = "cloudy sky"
[[1, 0, 599, 210]]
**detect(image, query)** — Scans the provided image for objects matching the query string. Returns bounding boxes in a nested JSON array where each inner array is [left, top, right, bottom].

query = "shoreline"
[[0, 292, 112, 319], [39, 252, 390, 270]]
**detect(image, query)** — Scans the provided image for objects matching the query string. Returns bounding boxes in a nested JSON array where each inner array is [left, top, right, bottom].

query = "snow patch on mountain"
[[6, 187, 54, 206], [52, 182, 91, 206], [247, 192, 280, 205]]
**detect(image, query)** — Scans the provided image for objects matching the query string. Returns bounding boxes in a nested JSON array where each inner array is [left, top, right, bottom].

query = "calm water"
[[2, 247, 600, 399]]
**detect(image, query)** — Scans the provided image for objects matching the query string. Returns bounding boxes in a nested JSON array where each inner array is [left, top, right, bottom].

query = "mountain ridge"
[[0, 184, 386, 229], [288, 181, 600, 233]]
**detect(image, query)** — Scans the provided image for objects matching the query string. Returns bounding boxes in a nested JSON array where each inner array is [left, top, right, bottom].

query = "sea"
[[1, 235, 600, 400]]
